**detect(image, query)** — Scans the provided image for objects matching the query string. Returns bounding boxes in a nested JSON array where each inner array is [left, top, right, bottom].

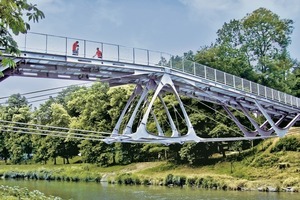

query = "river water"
[[0, 179, 299, 200]]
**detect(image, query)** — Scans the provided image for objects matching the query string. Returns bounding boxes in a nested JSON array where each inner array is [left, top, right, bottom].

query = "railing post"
[[118, 45, 120, 62], [147, 50, 149, 65], [285, 93, 287, 104], [24, 34, 27, 51], [193, 62, 196, 75], [214, 69, 217, 82], [271, 89, 274, 100], [84, 40, 86, 58], [101, 43, 103, 59], [133, 48, 135, 64], [241, 79, 244, 91], [65, 37, 68, 55], [233, 76, 236, 88], [45, 34, 48, 53], [204, 65, 207, 79], [264, 86, 267, 98], [250, 81, 252, 93]]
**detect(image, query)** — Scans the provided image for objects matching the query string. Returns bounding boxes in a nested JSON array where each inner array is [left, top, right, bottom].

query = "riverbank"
[[0, 132, 299, 193]]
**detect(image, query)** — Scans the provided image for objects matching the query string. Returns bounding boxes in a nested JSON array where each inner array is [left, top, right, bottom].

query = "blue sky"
[[1, 0, 300, 107]]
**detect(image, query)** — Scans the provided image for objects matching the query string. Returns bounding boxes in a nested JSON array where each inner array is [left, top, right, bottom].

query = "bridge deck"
[[1, 50, 299, 120]]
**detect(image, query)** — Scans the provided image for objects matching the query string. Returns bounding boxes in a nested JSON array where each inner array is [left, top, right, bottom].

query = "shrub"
[[271, 136, 300, 152], [187, 177, 197, 186], [172, 175, 186, 187], [115, 173, 141, 185], [164, 174, 173, 185]]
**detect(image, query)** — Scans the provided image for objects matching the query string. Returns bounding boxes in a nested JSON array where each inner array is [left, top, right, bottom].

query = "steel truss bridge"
[[1, 32, 300, 145]]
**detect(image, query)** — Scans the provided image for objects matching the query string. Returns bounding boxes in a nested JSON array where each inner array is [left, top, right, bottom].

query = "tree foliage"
[[0, 0, 44, 72], [195, 7, 298, 94]]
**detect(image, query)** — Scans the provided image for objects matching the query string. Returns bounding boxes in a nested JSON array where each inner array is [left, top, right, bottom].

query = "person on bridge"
[[93, 47, 102, 59], [72, 41, 79, 55]]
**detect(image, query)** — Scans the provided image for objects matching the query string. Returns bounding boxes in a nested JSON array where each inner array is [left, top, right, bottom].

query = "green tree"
[[46, 103, 72, 165], [67, 82, 115, 165], [196, 8, 296, 93], [0, 94, 32, 164], [0, 0, 44, 71]]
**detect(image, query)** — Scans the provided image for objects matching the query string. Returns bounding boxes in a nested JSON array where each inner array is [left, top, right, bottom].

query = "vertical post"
[[224, 72, 226, 85], [24, 33, 27, 51], [257, 83, 259, 96], [45, 35, 48, 53], [233, 76, 236, 88], [250, 81, 252, 93], [147, 50, 149, 65], [65, 37, 68, 55], [204, 65, 207, 79], [271, 89, 274, 100], [182, 59, 184, 72], [117, 45, 120, 62], [241, 79, 244, 91], [264, 86, 267, 98], [214, 69, 217, 82], [84, 40, 86, 58], [284, 93, 287, 104], [133, 48, 135, 64], [101, 43, 103, 59], [193, 62, 196, 75]]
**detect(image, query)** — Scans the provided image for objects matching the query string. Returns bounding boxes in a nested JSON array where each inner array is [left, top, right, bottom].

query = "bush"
[[115, 173, 141, 185], [271, 136, 300, 152], [172, 175, 186, 187], [164, 174, 173, 185], [187, 177, 197, 186]]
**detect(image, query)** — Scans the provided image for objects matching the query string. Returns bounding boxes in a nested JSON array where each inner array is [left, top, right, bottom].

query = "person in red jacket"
[[93, 47, 102, 59], [72, 41, 79, 55]]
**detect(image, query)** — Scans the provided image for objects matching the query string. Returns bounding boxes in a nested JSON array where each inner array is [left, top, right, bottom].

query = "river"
[[0, 179, 298, 200]]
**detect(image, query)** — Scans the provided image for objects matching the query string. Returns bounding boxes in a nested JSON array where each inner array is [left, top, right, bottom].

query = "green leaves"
[[196, 7, 298, 94], [0, 0, 44, 68]]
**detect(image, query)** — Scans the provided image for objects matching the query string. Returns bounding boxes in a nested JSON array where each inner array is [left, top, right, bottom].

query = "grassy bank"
[[1, 128, 300, 192]]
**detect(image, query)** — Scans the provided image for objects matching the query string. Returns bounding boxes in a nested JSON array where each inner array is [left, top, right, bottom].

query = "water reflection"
[[0, 179, 298, 200]]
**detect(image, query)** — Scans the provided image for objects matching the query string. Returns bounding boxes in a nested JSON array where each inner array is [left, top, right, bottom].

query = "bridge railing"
[[13, 32, 300, 108]]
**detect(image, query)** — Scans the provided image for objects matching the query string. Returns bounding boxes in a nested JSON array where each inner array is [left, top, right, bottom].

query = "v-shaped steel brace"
[[130, 73, 201, 143], [254, 100, 300, 137], [109, 73, 201, 144]]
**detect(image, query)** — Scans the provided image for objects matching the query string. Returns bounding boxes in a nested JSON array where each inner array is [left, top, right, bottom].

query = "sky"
[[1, 0, 300, 107]]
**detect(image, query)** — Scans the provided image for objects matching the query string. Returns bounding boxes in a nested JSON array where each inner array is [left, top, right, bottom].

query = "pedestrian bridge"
[[1, 32, 299, 144]]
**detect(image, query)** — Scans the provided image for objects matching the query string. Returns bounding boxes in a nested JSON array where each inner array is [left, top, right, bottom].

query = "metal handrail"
[[12, 32, 300, 108]]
